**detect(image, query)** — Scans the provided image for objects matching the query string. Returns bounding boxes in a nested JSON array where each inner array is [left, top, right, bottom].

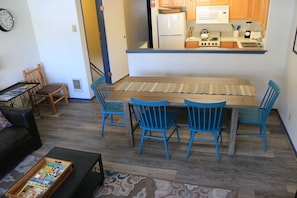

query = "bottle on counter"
[[233, 30, 239, 38], [244, 21, 252, 38], [188, 27, 193, 37]]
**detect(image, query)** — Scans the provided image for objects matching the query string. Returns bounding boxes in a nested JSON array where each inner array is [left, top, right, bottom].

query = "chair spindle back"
[[258, 80, 280, 120], [91, 76, 110, 111], [185, 100, 226, 132], [131, 98, 168, 130]]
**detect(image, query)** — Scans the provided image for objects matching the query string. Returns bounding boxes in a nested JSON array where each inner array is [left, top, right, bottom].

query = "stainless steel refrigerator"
[[157, 12, 186, 49]]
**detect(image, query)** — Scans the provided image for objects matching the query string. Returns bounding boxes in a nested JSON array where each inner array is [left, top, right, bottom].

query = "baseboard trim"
[[273, 109, 297, 159]]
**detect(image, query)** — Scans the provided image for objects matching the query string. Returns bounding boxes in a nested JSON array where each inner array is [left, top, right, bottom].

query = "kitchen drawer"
[[185, 41, 199, 48], [220, 41, 238, 48]]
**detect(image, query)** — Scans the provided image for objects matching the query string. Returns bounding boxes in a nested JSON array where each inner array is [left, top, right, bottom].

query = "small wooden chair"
[[23, 64, 69, 114]]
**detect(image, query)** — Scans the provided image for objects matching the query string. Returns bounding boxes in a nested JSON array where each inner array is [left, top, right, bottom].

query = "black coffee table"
[[45, 147, 104, 198]]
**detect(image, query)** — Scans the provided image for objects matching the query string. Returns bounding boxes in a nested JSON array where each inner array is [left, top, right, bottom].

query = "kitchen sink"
[[240, 42, 263, 48]]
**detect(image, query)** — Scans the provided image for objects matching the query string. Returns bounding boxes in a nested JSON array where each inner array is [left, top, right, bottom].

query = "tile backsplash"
[[187, 20, 265, 38]]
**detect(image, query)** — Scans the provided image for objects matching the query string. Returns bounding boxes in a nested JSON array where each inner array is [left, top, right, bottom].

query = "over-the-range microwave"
[[196, 5, 229, 24]]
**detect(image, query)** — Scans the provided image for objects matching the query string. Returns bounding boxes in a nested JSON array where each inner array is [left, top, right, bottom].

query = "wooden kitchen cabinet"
[[186, 0, 196, 20], [251, 0, 269, 29], [185, 41, 199, 48], [212, 0, 229, 5], [196, 0, 211, 5], [174, 0, 186, 6], [196, 0, 228, 6], [229, 0, 252, 20], [159, 0, 186, 7], [159, 0, 172, 7], [229, 0, 269, 29], [220, 41, 238, 48]]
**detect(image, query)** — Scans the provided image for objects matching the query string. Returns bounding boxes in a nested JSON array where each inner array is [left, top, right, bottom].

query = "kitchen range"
[[199, 30, 221, 48]]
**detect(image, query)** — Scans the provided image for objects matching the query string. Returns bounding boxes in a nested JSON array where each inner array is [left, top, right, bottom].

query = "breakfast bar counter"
[[127, 47, 267, 54]]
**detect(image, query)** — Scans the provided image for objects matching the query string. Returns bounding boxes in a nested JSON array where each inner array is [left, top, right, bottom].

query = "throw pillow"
[[0, 110, 12, 131]]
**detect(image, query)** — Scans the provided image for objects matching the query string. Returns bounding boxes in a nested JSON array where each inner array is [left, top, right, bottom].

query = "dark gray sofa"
[[0, 106, 42, 177]]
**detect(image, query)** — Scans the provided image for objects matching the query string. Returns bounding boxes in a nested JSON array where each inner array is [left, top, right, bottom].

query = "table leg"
[[123, 102, 134, 147], [228, 107, 239, 156]]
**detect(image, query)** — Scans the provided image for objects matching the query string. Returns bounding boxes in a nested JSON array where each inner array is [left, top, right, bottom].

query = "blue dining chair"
[[237, 80, 280, 151], [184, 99, 226, 161], [131, 97, 180, 160], [90, 76, 126, 137]]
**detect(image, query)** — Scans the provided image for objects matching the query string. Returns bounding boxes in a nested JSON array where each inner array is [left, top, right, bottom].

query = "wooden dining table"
[[107, 76, 258, 156]]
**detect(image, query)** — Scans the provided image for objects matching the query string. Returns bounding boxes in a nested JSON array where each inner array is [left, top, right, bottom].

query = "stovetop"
[[199, 32, 221, 47]]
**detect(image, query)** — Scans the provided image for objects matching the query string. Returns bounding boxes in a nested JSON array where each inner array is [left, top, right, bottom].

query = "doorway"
[[81, 0, 111, 83], [80, 0, 133, 84]]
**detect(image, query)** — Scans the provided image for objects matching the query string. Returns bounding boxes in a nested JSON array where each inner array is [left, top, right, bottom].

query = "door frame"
[[95, 0, 111, 84]]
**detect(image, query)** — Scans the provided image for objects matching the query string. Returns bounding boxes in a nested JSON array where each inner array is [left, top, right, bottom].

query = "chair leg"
[[63, 86, 69, 104], [101, 113, 106, 137], [186, 131, 195, 159], [175, 125, 180, 143], [48, 94, 57, 114], [214, 133, 221, 161], [139, 129, 146, 155], [218, 131, 223, 143], [163, 131, 170, 160], [262, 125, 267, 152]]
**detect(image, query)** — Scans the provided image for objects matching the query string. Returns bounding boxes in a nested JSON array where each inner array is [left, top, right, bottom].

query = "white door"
[[102, 0, 129, 83]]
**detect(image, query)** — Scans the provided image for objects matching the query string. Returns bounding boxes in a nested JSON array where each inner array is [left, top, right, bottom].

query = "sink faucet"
[[256, 38, 264, 48]]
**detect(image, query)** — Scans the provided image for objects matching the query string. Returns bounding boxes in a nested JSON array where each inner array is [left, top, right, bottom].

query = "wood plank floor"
[[32, 99, 297, 198]]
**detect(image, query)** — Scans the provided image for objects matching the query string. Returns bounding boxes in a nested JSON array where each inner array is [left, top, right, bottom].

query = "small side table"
[[0, 82, 39, 107]]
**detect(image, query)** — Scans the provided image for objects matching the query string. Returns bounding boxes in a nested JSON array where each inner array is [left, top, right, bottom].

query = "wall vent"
[[72, 79, 83, 92]]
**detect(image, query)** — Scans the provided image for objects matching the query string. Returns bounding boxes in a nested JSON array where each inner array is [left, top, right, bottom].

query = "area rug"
[[94, 170, 235, 198], [0, 155, 41, 197], [0, 155, 235, 198]]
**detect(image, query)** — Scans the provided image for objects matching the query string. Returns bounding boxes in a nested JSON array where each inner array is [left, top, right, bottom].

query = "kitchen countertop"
[[127, 32, 267, 54], [126, 48, 267, 54], [185, 35, 264, 49]]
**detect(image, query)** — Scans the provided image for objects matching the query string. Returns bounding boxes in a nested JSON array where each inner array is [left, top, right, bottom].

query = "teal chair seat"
[[237, 80, 280, 152], [131, 97, 180, 160], [105, 102, 125, 112]]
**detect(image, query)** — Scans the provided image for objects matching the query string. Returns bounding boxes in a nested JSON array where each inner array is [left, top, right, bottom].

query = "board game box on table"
[[6, 157, 73, 198]]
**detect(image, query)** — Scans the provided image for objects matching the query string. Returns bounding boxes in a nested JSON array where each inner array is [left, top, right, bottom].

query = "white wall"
[[278, 1, 297, 151], [0, 0, 40, 89], [81, 0, 103, 73], [27, 0, 93, 99]]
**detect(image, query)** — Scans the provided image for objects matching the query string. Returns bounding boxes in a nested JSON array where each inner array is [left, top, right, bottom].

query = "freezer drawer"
[[159, 35, 185, 48]]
